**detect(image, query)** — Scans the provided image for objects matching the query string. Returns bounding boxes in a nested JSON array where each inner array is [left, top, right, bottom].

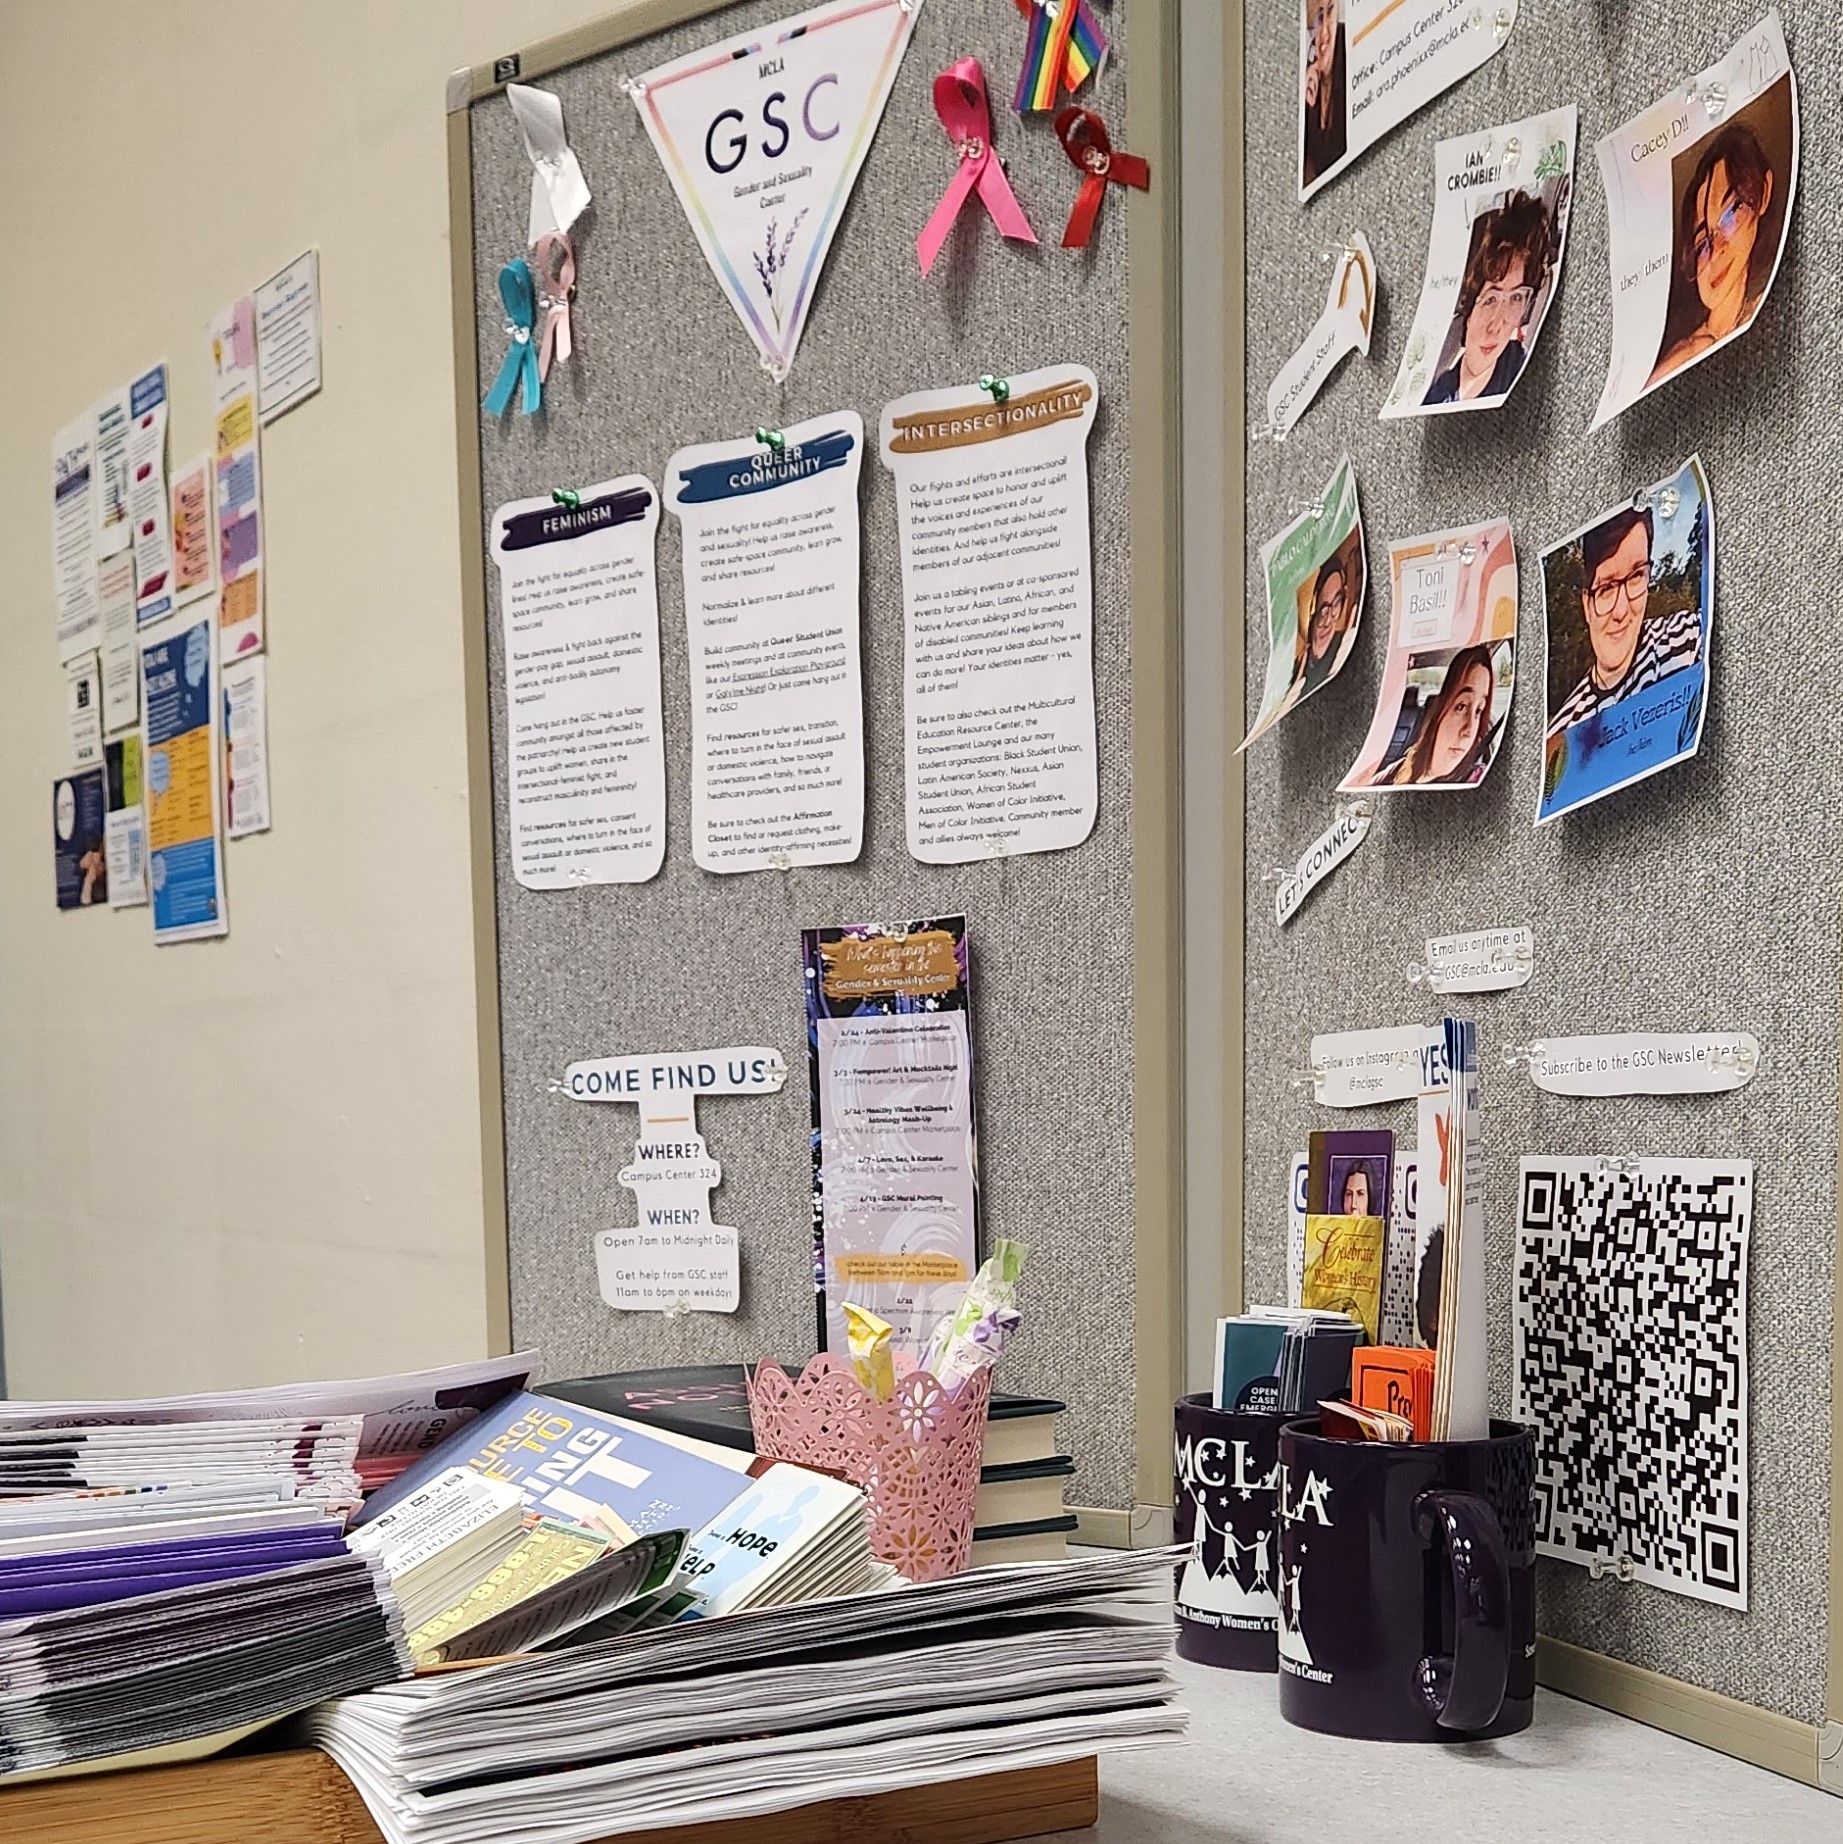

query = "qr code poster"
[[1514, 1157, 1752, 1610]]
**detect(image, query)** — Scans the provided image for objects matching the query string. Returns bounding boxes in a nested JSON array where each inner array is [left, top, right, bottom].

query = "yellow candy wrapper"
[[843, 1302, 896, 1401]]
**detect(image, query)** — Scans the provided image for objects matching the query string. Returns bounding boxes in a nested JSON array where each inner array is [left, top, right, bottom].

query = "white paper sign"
[[52, 418, 98, 661], [562, 1047, 788, 1316], [628, 0, 920, 380], [1521, 1032, 1759, 1097], [1308, 1022, 1444, 1108], [1276, 802, 1371, 927], [128, 365, 175, 624], [97, 552, 139, 735], [1418, 925, 1533, 992], [665, 413, 865, 873], [1264, 233, 1375, 439], [66, 653, 103, 771], [489, 478, 667, 889], [1382, 108, 1578, 418], [507, 84, 591, 242], [208, 297, 265, 655], [223, 655, 272, 838], [106, 737, 148, 911], [1300, 0, 1516, 201], [256, 250, 323, 421], [92, 385, 133, 559], [880, 365, 1100, 865], [1591, 13, 1797, 430]]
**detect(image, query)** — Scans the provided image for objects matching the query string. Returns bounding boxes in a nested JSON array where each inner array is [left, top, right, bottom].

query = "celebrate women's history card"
[[1239, 458, 1366, 752], [1537, 457, 1714, 825], [1299, 0, 1516, 202], [1340, 521, 1517, 793], [1382, 108, 1577, 418], [1590, 11, 1798, 429]]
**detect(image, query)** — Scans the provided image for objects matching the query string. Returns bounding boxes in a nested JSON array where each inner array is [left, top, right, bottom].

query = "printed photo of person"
[[1340, 520, 1518, 795], [1328, 1156, 1382, 1217], [1424, 187, 1562, 406], [1301, 0, 1347, 193], [1284, 530, 1366, 710], [1647, 78, 1794, 391], [1379, 642, 1512, 788], [1537, 457, 1714, 825]]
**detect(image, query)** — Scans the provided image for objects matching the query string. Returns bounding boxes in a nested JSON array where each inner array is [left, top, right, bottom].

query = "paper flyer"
[[209, 297, 265, 655], [223, 654, 273, 838], [665, 412, 865, 873], [142, 615, 230, 943], [105, 735, 149, 909], [880, 365, 1100, 864], [1538, 456, 1714, 824], [627, 0, 921, 380], [489, 478, 667, 888], [128, 364, 175, 624], [255, 250, 323, 421], [1382, 108, 1578, 417], [52, 417, 98, 661], [92, 384, 133, 559], [1591, 12, 1797, 429], [170, 451, 216, 607], [53, 769, 109, 910], [804, 918, 979, 1354], [1340, 520, 1517, 792], [1240, 457, 1366, 751], [65, 652, 103, 771], [97, 551, 139, 735], [1300, 0, 1516, 202]]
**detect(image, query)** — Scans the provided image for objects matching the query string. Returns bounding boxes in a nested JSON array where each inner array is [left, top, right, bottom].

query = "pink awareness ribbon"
[[534, 231, 575, 381], [917, 59, 1037, 277]]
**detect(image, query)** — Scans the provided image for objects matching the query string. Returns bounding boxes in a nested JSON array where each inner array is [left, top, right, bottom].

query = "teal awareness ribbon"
[[483, 259, 541, 415]]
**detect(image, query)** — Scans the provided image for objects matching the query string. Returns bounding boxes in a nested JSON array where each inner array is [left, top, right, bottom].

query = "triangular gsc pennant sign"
[[626, 0, 922, 381]]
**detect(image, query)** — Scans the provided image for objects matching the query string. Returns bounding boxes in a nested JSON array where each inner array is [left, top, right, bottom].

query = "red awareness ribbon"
[[1054, 106, 1149, 249], [917, 59, 1037, 276], [534, 231, 575, 381]]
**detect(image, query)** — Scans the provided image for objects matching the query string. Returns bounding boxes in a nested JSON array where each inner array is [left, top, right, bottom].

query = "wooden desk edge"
[[1, 1746, 1101, 1844]]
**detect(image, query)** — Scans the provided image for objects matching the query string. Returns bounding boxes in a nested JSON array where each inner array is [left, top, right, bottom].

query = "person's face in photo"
[[1690, 157, 1770, 331], [1428, 662, 1492, 778], [1312, 2, 1337, 78], [1461, 258, 1533, 383], [1581, 522, 1652, 686], [1340, 1169, 1370, 1214], [1308, 564, 1349, 662]]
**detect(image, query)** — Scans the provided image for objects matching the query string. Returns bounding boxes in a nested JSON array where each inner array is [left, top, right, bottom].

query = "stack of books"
[[310, 1546, 1186, 1844], [551, 1367, 1079, 1568]]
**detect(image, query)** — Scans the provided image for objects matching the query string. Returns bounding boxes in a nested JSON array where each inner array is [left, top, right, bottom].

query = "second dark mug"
[[1276, 1416, 1536, 1741]]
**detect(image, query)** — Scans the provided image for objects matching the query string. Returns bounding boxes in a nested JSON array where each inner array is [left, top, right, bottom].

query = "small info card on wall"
[[666, 413, 865, 873], [881, 367, 1100, 865], [490, 479, 667, 889], [805, 919, 979, 1355]]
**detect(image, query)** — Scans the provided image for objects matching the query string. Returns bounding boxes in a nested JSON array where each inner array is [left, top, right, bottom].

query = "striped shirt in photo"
[[1546, 602, 1703, 736]]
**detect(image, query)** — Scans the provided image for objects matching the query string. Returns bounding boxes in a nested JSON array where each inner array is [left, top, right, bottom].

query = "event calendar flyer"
[[804, 918, 980, 1354]]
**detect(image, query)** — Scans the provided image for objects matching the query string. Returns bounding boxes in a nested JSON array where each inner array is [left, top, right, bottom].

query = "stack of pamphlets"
[[0, 1356, 538, 1781], [309, 1547, 1187, 1844], [357, 1389, 885, 1621], [1212, 1307, 1363, 1412]]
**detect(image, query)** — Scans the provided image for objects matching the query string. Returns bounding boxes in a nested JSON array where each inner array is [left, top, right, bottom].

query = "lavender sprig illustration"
[[753, 209, 808, 320]]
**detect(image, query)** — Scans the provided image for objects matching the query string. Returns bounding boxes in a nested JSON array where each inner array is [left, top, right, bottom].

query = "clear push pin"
[[1336, 795, 1376, 825], [1287, 1069, 1325, 1099], [1657, 485, 1681, 519], [1502, 1040, 1543, 1072], [768, 847, 794, 873], [1714, 1041, 1760, 1078], [1493, 4, 1514, 39], [1489, 940, 1534, 974], [662, 1295, 692, 1321], [1258, 865, 1295, 887], [1289, 495, 1327, 522], [1700, 80, 1728, 120], [1405, 960, 1430, 987], [1499, 134, 1522, 169], [618, 75, 646, 98], [1597, 1155, 1642, 1176]]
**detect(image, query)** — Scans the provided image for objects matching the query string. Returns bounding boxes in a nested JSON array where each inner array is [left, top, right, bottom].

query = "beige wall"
[[0, 0, 613, 1396]]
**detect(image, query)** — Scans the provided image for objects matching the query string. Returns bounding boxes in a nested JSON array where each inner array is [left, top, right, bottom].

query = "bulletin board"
[[1238, 1, 1841, 1781], [447, 0, 1182, 1523]]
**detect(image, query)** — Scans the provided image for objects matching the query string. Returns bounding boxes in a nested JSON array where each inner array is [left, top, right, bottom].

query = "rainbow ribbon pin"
[[1013, 0, 1106, 113]]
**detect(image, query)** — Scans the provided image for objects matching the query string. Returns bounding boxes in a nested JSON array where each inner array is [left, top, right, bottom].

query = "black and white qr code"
[[1513, 1158, 1752, 1610]]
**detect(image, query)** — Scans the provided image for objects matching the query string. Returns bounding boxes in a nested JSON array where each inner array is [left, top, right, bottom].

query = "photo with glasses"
[[1589, 16, 1797, 429], [1647, 77, 1795, 391], [1537, 456, 1714, 826], [1240, 458, 1366, 753], [1381, 108, 1577, 420]]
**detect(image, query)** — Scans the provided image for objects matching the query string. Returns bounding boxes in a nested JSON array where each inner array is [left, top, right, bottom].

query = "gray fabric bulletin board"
[[449, 0, 1180, 1519], [1239, 5, 1836, 1736]]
